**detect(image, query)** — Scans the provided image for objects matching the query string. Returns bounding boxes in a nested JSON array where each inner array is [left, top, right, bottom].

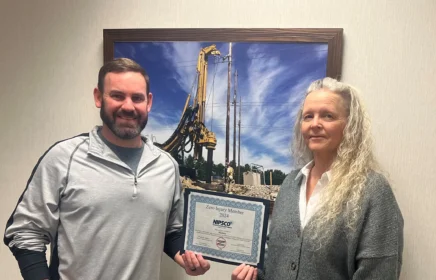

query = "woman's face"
[[301, 89, 348, 158]]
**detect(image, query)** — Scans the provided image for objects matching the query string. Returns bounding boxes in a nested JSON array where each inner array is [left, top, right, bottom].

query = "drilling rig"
[[154, 44, 221, 183]]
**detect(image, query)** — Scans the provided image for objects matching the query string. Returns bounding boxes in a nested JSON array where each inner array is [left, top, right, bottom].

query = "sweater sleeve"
[[256, 236, 268, 280], [163, 229, 183, 259], [352, 174, 404, 280], [163, 159, 185, 259], [4, 144, 66, 280], [257, 171, 298, 280]]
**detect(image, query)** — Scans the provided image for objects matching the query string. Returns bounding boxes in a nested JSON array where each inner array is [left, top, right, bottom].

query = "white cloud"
[[115, 43, 136, 59], [314, 44, 328, 60], [156, 42, 201, 95], [140, 42, 325, 174]]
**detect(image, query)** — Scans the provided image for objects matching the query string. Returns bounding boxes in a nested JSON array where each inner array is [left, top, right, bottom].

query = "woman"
[[232, 77, 404, 280]]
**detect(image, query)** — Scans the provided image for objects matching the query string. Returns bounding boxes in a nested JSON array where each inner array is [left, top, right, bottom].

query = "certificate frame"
[[181, 188, 270, 269]]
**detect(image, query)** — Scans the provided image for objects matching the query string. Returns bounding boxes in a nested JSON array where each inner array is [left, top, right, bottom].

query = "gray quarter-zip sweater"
[[4, 126, 184, 280], [259, 169, 403, 280]]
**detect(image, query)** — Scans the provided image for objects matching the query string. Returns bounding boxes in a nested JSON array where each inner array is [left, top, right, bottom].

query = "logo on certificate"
[[212, 219, 233, 227], [216, 237, 226, 249]]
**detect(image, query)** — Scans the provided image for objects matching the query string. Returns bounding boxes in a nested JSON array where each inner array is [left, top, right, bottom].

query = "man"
[[4, 58, 210, 280], [225, 162, 235, 193], [227, 164, 234, 183]]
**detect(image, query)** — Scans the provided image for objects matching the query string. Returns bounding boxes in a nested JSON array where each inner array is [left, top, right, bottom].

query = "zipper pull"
[[133, 177, 138, 198]]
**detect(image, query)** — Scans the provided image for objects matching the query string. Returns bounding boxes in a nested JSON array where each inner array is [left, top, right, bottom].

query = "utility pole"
[[225, 42, 232, 168], [270, 171, 272, 186], [238, 96, 241, 184], [233, 70, 238, 167]]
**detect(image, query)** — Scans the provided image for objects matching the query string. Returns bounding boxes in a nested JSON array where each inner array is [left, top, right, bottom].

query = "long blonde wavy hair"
[[292, 77, 381, 243]]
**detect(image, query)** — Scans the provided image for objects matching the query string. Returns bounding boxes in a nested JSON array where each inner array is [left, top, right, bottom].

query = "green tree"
[[264, 169, 286, 185], [265, 169, 272, 185], [194, 156, 206, 181], [185, 155, 195, 169], [234, 165, 245, 184], [213, 163, 225, 177]]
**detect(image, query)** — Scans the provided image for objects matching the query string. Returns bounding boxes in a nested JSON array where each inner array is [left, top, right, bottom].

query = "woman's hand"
[[231, 263, 257, 280]]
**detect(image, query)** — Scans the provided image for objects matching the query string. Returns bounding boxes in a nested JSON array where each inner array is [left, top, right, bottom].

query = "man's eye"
[[132, 96, 145, 102], [112, 95, 123, 100]]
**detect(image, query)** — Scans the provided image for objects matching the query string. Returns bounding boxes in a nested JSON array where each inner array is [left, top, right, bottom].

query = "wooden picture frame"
[[103, 28, 343, 79], [102, 28, 343, 213]]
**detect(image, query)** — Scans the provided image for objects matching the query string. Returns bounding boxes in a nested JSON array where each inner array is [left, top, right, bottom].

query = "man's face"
[[94, 72, 152, 140]]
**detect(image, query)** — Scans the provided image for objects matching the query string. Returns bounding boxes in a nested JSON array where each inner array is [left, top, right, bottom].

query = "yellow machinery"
[[154, 45, 221, 183]]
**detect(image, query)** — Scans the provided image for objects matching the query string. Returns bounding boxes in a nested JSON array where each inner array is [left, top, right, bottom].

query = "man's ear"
[[147, 92, 153, 112], [94, 87, 102, 108]]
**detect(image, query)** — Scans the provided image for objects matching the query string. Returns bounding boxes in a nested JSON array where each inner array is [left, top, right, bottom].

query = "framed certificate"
[[181, 189, 270, 269]]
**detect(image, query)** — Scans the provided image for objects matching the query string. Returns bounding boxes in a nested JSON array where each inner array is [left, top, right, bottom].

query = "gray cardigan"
[[259, 170, 404, 280]]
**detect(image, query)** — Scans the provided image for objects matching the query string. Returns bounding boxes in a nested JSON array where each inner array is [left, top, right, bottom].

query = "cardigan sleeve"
[[257, 171, 299, 280], [352, 173, 404, 280]]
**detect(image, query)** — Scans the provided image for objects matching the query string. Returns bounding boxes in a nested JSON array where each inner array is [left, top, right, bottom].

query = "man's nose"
[[121, 98, 135, 111]]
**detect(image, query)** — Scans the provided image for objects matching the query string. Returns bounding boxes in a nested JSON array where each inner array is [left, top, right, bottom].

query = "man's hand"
[[231, 263, 258, 280], [174, 250, 211, 276]]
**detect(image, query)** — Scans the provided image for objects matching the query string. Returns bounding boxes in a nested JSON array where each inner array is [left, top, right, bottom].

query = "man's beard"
[[100, 101, 148, 140]]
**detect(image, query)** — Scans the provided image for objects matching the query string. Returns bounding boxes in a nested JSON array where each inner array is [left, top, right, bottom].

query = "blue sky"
[[114, 41, 328, 173]]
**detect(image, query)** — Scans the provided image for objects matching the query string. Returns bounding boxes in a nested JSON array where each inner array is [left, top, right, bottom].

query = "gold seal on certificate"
[[181, 189, 270, 269]]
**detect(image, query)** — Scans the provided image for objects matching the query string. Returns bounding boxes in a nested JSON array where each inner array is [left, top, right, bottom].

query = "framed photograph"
[[103, 28, 343, 211]]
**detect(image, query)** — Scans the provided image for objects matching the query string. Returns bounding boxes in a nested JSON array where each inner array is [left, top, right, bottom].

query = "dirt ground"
[[181, 176, 280, 201]]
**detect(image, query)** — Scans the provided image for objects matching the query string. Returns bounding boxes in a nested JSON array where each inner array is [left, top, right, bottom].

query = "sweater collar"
[[295, 160, 332, 181]]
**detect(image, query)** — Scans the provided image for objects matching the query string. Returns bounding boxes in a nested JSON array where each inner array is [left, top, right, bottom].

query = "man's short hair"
[[98, 58, 150, 94]]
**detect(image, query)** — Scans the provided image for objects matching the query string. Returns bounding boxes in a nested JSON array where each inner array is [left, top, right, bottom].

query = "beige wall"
[[1, 0, 435, 279]]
